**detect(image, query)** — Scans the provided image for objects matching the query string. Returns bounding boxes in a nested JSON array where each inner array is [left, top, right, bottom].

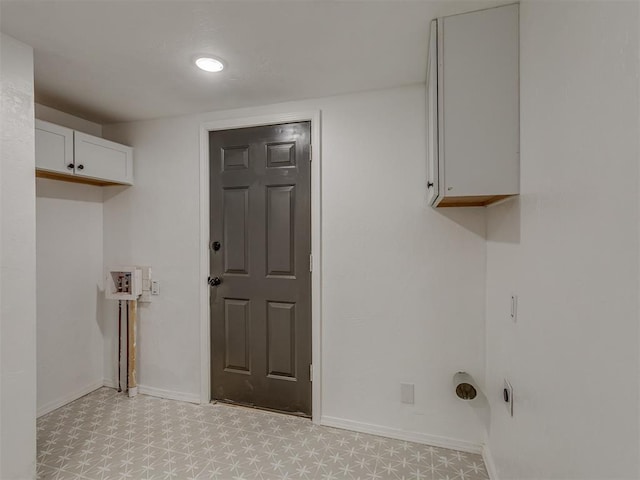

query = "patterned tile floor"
[[37, 388, 489, 480]]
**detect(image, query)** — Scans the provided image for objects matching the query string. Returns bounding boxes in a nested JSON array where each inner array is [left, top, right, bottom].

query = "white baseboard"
[[102, 379, 199, 404], [137, 385, 200, 404], [482, 439, 499, 480], [320, 415, 483, 454], [103, 378, 118, 389], [37, 380, 104, 418]]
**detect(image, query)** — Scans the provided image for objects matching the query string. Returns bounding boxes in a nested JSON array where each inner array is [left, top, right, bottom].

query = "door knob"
[[208, 276, 222, 287]]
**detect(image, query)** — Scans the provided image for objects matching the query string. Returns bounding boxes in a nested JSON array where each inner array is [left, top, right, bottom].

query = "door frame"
[[199, 110, 322, 423]]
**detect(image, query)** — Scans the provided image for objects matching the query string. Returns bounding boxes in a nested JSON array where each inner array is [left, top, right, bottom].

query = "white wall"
[[102, 85, 489, 447], [0, 33, 37, 480], [35, 179, 105, 417], [485, 2, 640, 479], [35, 103, 102, 137]]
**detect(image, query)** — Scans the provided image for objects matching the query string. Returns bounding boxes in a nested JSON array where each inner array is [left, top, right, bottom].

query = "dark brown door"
[[210, 122, 312, 416]]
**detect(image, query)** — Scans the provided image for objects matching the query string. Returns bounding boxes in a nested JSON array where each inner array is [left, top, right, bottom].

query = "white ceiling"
[[1, 0, 507, 124]]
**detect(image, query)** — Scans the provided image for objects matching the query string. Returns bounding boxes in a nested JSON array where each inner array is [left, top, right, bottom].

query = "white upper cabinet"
[[35, 120, 74, 175], [74, 132, 133, 185], [35, 119, 133, 186], [427, 4, 519, 208]]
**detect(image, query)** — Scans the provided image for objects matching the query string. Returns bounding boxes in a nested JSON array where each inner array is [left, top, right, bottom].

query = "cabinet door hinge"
[[309, 253, 313, 272], [309, 144, 312, 162], [309, 364, 313, 382]]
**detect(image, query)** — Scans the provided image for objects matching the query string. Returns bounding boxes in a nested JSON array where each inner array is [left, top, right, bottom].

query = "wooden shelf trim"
[[35, 169, 126, 187], [437, 194, 516, 207]]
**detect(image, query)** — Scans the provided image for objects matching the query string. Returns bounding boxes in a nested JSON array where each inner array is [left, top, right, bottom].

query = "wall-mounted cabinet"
[[427, 4, 519, 208], [35, 119, 133, 186]]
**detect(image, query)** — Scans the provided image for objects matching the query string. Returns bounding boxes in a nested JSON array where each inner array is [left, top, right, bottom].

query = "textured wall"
[[103, 85, 489, 447], [485, 2, 640, 478], [35, 179, 105, 417], [0, 33, 37, 480]]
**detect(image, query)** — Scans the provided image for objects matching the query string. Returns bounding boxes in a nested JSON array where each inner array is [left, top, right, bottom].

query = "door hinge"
[[309, 144, 312, 162], [309, 364, 313, 382], [309, 253, 313, 272]]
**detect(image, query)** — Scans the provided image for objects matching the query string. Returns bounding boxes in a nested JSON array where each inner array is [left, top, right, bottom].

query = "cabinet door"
[[441, 4, 519, 196], [35, 119, 74, 174], [74, 132, 133, 185], [426, 19, 441, 206]]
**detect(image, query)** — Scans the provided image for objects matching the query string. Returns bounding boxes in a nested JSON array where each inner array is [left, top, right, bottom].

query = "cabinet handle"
[[67, 163, 74, 170], [77, 164, 84, 170], [427, 182, 434, 188]]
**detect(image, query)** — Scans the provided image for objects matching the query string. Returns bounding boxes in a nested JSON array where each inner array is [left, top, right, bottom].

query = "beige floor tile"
[[37, 388, 489, 480]]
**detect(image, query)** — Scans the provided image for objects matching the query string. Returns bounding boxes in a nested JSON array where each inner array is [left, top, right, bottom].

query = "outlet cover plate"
[[400, 383, 414, 404]]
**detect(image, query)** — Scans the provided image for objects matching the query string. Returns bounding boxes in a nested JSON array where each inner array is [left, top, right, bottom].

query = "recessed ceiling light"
[[195, 56, 224, 73]]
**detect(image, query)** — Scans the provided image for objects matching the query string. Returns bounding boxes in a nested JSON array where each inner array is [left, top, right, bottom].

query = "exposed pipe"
[[118, 300, 122, 392], [127, 300, 138, 397], [126, 300, 129, 391]]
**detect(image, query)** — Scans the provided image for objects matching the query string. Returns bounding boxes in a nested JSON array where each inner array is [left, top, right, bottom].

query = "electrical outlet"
[[503, 379, 514, 417], [400, 383, 414, 404], [510, 294, 518, 322], [151, 280, 160, 295]]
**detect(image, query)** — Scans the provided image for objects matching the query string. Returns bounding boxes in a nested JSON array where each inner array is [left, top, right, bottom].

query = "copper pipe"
[[127, 300, 138, 396]]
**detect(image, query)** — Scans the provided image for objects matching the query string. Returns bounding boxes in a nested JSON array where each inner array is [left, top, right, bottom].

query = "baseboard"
[[37, 380, 104, 417], [482, 438, 499, 480], [320, 415, 483, 454], [137, 385, 200, 404], [103, 378, 118, 389], [102, 379, 199, 404]]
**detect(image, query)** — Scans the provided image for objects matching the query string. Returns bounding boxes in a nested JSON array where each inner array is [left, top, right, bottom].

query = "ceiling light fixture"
[[195, 56, 224, 73]]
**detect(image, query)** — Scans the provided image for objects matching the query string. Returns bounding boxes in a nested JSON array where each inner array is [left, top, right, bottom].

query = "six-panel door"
[[209, 122, 312, 416]]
